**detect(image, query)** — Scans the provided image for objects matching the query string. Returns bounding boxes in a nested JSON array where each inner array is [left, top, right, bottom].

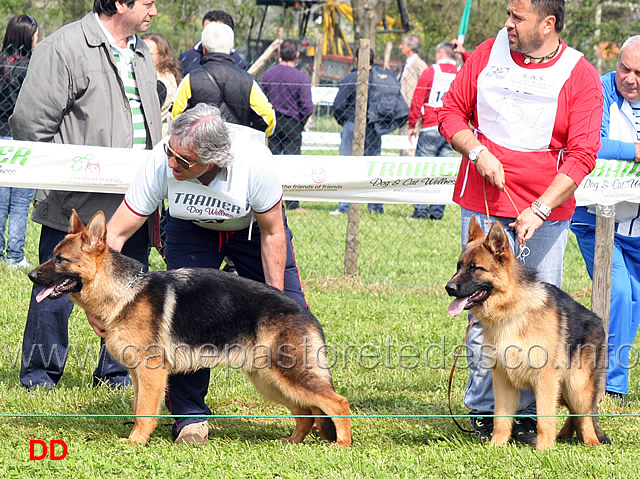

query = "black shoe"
[[606, 390, 631, 407], [511, 416, 537, 445], [470, 415, 493, 442]]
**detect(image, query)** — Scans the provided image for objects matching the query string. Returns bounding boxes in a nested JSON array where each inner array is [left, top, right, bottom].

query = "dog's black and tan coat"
[[29, 210, 352, 447], [446, 216, 610, 450]]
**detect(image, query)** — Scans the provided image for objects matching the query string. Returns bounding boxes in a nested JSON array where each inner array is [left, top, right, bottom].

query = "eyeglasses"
[[164, 143, 199, 170]]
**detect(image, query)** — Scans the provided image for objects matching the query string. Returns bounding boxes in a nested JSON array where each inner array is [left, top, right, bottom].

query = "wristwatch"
[[532, 200, 552, 218], [468, 145, 488, 164]]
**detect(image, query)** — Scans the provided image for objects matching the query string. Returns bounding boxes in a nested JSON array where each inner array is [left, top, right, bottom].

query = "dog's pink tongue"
[[36, 286, 56, 303], [448, 297, 470, 317]]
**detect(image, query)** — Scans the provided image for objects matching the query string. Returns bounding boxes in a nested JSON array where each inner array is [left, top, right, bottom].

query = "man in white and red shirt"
[[437, 0, 602, 444], [408, 41, 459, 219], [101, 104, 307, 446]]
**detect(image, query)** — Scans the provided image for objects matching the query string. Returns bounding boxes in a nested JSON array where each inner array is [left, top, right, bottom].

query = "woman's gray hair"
[[168, 104, 233, 168]]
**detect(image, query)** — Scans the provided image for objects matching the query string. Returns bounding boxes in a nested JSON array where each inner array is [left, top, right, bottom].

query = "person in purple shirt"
[[261, 39, 314, 210]]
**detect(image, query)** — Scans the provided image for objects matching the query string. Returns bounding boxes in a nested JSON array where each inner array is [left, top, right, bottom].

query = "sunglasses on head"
[[164, 143, 199, 170]]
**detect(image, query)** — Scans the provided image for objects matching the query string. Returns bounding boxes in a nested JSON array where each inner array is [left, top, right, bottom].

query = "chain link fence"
[[1, 41, 592, 293], [0, 44, 30, 137], [252, 39, 595, 293]]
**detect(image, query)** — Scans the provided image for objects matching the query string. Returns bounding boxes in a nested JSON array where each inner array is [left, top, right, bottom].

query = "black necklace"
[[523, 41, 561, 64]]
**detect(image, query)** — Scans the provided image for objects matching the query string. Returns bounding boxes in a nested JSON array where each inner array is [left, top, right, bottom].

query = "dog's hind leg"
[[283, 407, 315, 444], [305, 389, 352, 448], [557, 417, 575, 441], [246, 371, 314, 444], [247, 370, 352, 447], [127, 364, 169, 445], [563, 369, 603, 447]]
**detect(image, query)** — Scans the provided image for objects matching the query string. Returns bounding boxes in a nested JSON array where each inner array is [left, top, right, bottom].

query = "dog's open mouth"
[[448, 289, 489, 317], [35, 279, 80, 303]]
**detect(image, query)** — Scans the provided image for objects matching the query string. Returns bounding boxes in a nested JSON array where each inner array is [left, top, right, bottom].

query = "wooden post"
[[344, 39, 370, 276], [592, 204, 615, 336], [247, 38, 283, 77], [383, 41, 393, 69], [311, 36, 323, 87]]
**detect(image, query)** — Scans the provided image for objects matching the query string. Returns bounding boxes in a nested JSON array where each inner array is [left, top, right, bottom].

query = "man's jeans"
[[413, 130, 455, 219], [337, 121, 383, 214], [0, 186, 35, 262]]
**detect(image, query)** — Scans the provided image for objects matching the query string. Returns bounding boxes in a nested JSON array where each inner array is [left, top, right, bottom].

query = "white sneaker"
[[329, 209, 343, 216], [175, 420, 209, 445], [7, 258, 31, 269]]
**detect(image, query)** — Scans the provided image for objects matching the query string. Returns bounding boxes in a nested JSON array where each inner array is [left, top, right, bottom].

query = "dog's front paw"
[[490, 434, 510, 446], [335, 437, 352, 448], [280, 436, 304, 445], [127, 431, 149, 445]]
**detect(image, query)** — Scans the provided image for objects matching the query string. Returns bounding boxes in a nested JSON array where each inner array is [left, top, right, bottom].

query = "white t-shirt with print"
[[125, 124, 281, 231]]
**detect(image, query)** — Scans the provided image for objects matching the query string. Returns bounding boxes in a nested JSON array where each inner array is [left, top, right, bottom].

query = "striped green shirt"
[[113, 44, 148, 149]]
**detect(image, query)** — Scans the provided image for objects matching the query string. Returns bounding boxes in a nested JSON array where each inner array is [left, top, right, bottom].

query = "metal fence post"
[[344, 39, 370, 276]]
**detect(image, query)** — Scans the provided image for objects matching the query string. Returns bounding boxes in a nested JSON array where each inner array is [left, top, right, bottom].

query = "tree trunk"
[[351, 0, 395, 51]]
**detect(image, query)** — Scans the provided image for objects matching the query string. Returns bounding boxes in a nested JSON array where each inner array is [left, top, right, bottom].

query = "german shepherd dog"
[[28, 210, 352, 447], [445, 216, 610, 450]]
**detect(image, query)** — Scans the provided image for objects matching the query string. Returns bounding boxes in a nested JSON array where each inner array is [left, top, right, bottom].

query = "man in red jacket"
[[437, 0, 602, 444], [408, 41, 459, 220]]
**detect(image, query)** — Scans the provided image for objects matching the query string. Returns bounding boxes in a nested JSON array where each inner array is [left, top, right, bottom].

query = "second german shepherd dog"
[[445, 216, 610, 450], [28, 210, 352, 447]]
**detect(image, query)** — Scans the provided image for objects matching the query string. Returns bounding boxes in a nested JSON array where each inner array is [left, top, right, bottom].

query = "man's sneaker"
[[606, 390, 631, 407], [470, 415, 493, 442], [329, 209, 343, 216], [6, 258, 31, 269], [511, 416, 537, 445], [175, 421, 209, 445]]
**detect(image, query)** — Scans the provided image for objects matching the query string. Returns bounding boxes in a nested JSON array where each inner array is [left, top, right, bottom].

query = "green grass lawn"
[[0, 204, 638, 478]]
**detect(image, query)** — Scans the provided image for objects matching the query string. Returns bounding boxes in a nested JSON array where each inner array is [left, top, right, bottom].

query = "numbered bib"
[[477, 28, 582, 152], [427, 63, 457, 108]]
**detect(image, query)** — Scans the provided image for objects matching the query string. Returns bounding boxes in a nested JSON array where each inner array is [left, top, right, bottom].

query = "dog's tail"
[[311, 407, 337, 442]]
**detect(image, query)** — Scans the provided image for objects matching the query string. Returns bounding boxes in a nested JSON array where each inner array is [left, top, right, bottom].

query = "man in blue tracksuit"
[[571, 35, 640, 403]]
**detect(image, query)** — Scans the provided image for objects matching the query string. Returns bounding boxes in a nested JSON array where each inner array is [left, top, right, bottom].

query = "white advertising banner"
[[0, 139, 639, 206]]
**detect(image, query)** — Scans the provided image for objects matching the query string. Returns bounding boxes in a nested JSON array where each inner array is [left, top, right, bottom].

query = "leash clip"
[[517, 242, 530, 263]]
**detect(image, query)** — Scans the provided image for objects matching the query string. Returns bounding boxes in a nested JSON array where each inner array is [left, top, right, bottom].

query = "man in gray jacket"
[[10, 0, 162, 390]]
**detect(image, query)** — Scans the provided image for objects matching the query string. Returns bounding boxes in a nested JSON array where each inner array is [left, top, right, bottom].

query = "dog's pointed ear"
[[467, 215, 485, 244], [82, 211, 107, 250], [485, 221, 510, 258], [69, 209, 85, 234]]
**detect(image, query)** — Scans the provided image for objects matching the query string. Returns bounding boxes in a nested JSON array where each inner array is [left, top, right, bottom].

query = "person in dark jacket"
[[171, 22, 274, 136], [330, 48, 408, 215], [178, 10, 244, 75], [0, 14, 39, 268]]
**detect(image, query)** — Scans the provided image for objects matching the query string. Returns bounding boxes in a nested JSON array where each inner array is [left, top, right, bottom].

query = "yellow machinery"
[[320, 0, 406, 57]]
